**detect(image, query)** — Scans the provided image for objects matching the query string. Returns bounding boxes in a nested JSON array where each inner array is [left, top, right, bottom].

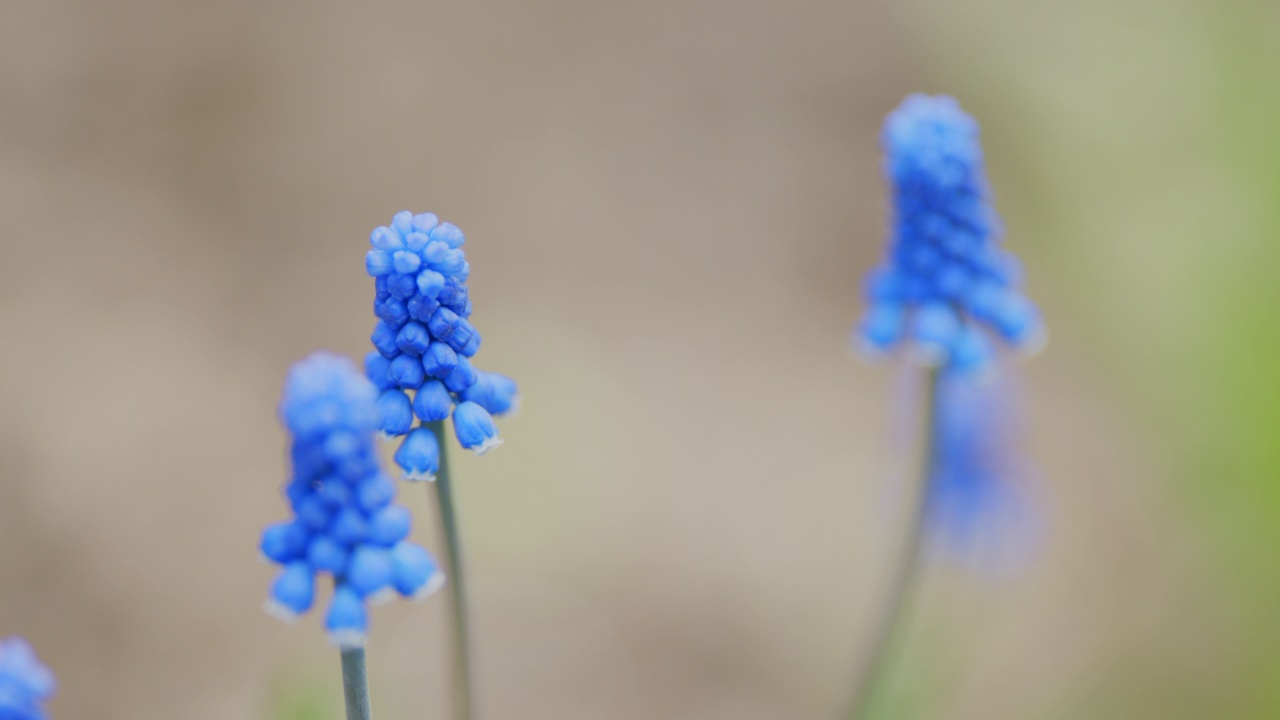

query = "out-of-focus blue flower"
[[0, 637, 54, 720], [363, 212, 518, 474], [856, 94, 1044, 373], [460, 372, 520, 417], [262, 352, 445, 647], [924, 372, 1041, 569]]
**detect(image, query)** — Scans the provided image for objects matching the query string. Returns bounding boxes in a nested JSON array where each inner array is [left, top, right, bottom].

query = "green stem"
[[846, 367, 941, 720], [340, 646, 373, 720], [426, 420, 475, 720]]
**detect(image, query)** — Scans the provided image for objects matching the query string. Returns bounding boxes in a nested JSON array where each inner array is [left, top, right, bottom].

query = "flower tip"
[[326, 629, 368, 649], [262, 599, 303, 624], [401, 469, 437, 483], [470, 436, 504, 457], [412, 571, 447, 602], [366, 587, 398, 607]]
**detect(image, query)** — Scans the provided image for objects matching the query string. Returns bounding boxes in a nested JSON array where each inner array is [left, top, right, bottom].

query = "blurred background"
[[1, 0, 1278, 718]]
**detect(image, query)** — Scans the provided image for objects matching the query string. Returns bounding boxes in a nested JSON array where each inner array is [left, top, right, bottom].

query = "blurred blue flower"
[[0, 637, 54, 720], [460, 372, 520, 417], [363, 212, 518, 475], [924, 372, 1042, 569], [856, 94, 1044, 373], [262, 352, 444, 647]]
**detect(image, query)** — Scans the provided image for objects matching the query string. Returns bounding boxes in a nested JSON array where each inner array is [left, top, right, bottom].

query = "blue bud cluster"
[[364, 211, 518, 479], [0, 637, 54, 720], [261, 352, 444, 648], [857, 94, 1044, 374]]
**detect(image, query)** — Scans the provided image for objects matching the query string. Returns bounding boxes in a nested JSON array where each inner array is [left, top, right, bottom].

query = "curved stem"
[[340, 647, 373, 720], [846, 367, 941, 720], [426, 420, 475, 720]]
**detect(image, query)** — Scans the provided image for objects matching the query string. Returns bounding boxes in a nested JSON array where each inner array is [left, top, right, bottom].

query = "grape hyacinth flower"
[[845, 95, 1045, 720], [364, 211, 517, 720], [0, 638, 54, 720], [364, 211, 518, 477], [855, 93, 1045, 373], [261, 353, 444, 644]]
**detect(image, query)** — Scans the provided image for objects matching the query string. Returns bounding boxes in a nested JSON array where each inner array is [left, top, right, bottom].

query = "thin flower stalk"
[[362, 211, 519, 720], [848, 94, 1045, 718]]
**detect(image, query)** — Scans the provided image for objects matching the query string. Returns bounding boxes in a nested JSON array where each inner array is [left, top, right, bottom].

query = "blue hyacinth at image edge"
[[857, 93, 1045, 374], [0, 638, 54, 720], [260, 352, 445, 648], [364, 211, 518, 480]]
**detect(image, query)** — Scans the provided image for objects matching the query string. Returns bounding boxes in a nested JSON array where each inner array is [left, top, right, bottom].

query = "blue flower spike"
[[855, 94, 1045, 374], [262, 352, 445, 648], [844, 96, 1049, 719], [364, 212, 518, 474], [0, 637, 54, 720]]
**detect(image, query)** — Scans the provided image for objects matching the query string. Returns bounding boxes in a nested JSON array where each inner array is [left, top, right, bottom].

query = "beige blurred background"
[[2, 1, 1277, 718]]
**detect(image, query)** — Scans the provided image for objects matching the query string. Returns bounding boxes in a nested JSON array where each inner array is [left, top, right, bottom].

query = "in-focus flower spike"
[[0, 637, 54, 720], [262, 352, 445, 648], [363, 211, 518, 472], [855, 94, 1045, 373]]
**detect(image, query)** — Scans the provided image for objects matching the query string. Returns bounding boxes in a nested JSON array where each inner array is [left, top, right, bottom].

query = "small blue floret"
[[395, 322, 432, 356], [459, 372, 520, 417], [346, 547, 395, 600], [325, 586, 369, 648], [412, 380, 453, 422], [376, 390, 414, 436], [267, 562, 316, 620], [260, 521, 309, 564], [453, 401, 501, 455], [366, 250, 394, 276], [367, 505, 412, 546], [394, 427, 440, 482], [389, 354, 426, 389], [443, 357, 477, 394], [422, 342, 458, 379]]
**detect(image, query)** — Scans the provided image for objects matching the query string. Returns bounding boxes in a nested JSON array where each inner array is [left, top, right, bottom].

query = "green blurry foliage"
[[896, 0, 1280, 716], [269, 675, 339, 720]]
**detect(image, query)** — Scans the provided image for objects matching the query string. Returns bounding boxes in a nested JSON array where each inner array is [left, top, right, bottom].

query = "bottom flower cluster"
[[367, 350, 519, 480], [261, 353, 444, 647], [0, 637, 54, 720]]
